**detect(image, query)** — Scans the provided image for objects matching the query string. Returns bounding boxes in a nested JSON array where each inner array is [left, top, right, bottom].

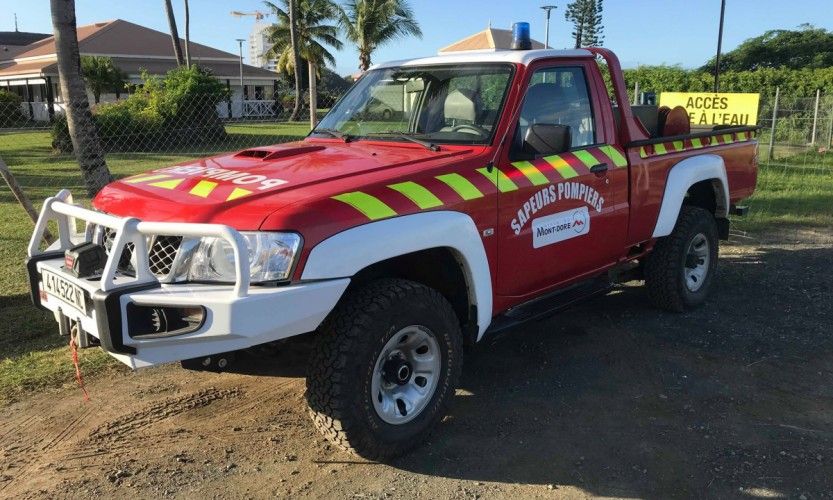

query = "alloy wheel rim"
[[684, 232, 710, 292], [371, 325, 441, 425]]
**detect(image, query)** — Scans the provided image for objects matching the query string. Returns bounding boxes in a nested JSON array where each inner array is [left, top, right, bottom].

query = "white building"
[[248, 22, 278, 72]]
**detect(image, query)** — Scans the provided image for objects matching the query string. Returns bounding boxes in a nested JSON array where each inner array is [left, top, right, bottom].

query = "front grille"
[[94, 226, 182, 279]]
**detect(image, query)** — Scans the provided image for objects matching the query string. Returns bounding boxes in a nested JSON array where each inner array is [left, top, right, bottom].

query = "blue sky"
[[2, 0, 831, 75]]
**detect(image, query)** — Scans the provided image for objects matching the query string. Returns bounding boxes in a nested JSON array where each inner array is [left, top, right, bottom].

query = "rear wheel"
[[306, 279, 462, 459], [645, 206, 719, 312]]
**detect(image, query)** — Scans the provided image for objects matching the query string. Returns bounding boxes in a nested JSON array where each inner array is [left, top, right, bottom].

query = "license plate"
[[42, 269, 87, 315]]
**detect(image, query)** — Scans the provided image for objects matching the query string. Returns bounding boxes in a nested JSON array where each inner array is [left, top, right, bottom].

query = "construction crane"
[[230, 10, 269, 21]]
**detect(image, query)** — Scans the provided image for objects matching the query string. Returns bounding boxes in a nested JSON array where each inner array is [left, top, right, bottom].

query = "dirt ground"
[[1, 231, 832, 499]]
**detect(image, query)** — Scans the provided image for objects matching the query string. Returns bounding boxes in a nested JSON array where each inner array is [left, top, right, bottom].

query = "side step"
[[484, 277, 612, 338]]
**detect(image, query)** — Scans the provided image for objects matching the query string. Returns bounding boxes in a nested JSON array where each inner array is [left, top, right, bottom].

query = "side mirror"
[[522, 124, 571, 157]]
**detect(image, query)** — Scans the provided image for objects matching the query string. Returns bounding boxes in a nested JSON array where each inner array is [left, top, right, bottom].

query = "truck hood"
[[93, 139, 473, 228]]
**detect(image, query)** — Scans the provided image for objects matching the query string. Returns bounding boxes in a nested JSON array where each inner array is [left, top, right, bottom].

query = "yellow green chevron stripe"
[[124, 173, 171, 184], [476, 167, 518, 192], [388, 181, 443, 209], [543, 154, 579, 178], [436, 173, 483, 200], [599, 145, 628, 167], [189, 180, 217, 198], [572, 149, 600, 168], [332, 192, 397, 220], [148, 178, 184, 189], [510, 161, 549, 186]]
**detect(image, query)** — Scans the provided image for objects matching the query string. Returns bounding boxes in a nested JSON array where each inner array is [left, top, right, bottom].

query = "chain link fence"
[[2, 88, 832, 300], [743, 90, 833, 245], [0, 93, 319, 301]]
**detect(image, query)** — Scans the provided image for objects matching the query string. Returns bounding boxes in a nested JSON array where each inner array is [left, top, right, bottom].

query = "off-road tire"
[[306, 279, 462, 460], [645, 206, 719, 312]]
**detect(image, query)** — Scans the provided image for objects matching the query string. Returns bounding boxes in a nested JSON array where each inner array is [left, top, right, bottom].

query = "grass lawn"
[[0, 122, 309, 404], [0, 129, 830, 404], [734, 161, 833, 232]]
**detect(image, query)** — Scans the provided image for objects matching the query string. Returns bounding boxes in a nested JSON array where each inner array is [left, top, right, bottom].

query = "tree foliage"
[[263, 0, 342, 74], [80, 56, 127, 103], [609, 65, 833, 99], [595, 26, 833, 106], [564, 0, 604, 49], [700, 25, 833, 73], [337, 0, 421, 71]]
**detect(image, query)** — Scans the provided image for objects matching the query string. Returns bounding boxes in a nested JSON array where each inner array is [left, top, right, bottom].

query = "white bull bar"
[[26, 190, 351, 368], [28, 190, 251, 297]]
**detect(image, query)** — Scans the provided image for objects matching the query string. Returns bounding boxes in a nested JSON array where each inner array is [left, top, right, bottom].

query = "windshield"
[[313, 64, 514, 145]]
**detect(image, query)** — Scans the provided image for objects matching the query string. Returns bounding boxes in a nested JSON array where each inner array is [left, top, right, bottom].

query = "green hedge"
[[599, 64, 833, 101], [52, 65, 229, 153], [0, 90, 25, 127]]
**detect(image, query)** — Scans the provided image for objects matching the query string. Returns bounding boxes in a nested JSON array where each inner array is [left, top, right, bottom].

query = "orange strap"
[[69, 335, 90, 401]]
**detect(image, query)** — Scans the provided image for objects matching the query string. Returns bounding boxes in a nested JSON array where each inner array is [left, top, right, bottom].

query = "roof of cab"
[[372, 49, 595, 70]]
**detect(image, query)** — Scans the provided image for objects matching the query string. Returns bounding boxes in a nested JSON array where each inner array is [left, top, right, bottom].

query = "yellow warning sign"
[[659, 92, 760, 126]]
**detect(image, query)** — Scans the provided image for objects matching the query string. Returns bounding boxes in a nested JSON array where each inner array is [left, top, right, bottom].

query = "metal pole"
[[767, 86, 780, 162], [827, 103, 833, 148], [713, 0, 726, 93], [811, 88, 820, 145], [633, 81, 640, 106], [541, 5, 557, 49], [236, 38, 245, 109]]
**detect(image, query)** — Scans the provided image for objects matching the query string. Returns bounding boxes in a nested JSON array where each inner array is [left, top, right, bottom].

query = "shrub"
[[0, 89, 25, 127], [52, 65, 230, 153]]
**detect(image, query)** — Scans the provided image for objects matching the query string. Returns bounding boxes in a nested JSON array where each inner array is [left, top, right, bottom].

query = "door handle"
[[590, 162, 609, 175]]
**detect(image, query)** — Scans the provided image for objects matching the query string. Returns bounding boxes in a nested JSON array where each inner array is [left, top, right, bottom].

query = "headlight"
[[172, 232, 301, 283]]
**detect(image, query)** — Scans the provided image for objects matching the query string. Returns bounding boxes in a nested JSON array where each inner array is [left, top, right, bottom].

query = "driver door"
[[495, 62, 627, 297]]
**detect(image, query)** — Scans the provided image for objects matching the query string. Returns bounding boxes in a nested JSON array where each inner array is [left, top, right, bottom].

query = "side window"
[[519, 66, 596, 148]]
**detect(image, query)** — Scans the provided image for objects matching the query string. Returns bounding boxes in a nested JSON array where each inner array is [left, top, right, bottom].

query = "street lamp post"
[[236, 38, 245, 105], [541, 5, 557, 49], [713, 0, 726, 92]]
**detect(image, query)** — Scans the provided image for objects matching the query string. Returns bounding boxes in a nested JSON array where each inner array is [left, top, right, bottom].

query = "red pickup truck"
[[27, 45, 757, 459]]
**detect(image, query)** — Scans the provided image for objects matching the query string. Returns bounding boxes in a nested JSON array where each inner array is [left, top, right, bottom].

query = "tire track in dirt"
[[0, 386, 242, 496], [0, 407, 93, 494], [87, 387, 242, 444]]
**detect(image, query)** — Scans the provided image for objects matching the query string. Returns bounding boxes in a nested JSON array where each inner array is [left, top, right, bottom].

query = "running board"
[[484, 277, 612, 338]]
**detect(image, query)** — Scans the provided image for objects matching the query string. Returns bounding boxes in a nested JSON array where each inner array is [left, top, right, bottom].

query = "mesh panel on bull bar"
[[96, 225, 182, 278]]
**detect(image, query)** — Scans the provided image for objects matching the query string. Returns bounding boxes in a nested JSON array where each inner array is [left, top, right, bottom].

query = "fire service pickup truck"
[[27, 37, 757, 458]]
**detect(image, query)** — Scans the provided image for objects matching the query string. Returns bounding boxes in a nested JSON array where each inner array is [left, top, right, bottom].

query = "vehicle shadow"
[[389, 244, 833, 498]]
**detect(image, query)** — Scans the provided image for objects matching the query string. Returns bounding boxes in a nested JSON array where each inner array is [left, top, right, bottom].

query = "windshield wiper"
[[364, 131, 440, 152], [312, 128, 352, 142]]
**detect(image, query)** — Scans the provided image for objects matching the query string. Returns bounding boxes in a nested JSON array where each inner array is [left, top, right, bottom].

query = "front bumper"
[[27, 191, 349, 368]]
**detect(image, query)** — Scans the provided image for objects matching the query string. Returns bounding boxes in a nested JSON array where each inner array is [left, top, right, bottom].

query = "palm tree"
[[163, 0, 185, 66], [50, 0, 112, 196], [183, 0, 191, 67], [80, 56, 126, 103], [338, 0, 421, 72], [263, 0, 342, 126]]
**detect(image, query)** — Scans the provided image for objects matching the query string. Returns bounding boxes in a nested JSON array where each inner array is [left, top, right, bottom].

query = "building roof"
[[0, 19, 278, 82], [438, 27, 545, 53], [0, 31, 50, 47]]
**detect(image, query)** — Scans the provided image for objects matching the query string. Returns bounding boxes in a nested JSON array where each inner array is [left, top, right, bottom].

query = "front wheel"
[[644, 206, 719, 312], [306, 279, 462, 459]]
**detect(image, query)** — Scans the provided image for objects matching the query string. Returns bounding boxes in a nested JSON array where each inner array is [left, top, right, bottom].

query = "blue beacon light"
[[511, 22, 532, 50]]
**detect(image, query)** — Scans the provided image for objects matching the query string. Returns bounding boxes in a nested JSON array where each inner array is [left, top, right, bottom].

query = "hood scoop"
[[235, 145, 326, 161]]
